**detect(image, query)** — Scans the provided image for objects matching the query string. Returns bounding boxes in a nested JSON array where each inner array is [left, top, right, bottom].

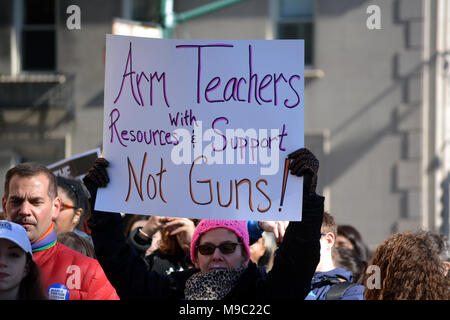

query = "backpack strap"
[[325, 282, 359, 300], [311, 275, 346, 289]]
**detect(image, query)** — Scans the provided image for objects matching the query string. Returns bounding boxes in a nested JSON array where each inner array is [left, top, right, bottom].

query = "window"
[[122, 0, 160, 23], [19, 0, 56, 72], [274, 0, 314, 66]]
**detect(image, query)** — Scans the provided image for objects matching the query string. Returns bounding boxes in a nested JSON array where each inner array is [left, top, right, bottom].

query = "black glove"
[[288, 148, 319, 194], [83, 158, 110, 200]]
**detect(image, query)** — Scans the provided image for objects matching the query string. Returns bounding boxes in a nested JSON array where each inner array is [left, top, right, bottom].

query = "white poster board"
[[96, 35, 304, 221]]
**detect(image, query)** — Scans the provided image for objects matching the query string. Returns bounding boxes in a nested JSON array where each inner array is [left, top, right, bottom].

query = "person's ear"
[[193, 256, 199, 269], [325, 232, 335, 249], [51, 196, 61, 221], [72, 208, 83, 226]]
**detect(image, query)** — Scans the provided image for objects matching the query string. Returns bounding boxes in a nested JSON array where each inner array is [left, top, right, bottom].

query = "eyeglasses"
[[197, 242, 242, 255], [61, 202, 76, 211]]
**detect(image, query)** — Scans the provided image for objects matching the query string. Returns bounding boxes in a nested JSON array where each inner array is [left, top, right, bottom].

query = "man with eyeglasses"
[[2, 162, 119, 300], [84, 147, 325, 300]]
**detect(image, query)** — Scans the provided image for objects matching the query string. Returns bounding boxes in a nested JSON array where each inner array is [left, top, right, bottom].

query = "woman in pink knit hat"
[[183, 219, 252, 299], [190, 220, 251, 272], [84, 148, 324, 301]]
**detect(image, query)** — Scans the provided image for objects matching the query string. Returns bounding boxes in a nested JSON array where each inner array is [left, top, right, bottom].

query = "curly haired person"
[[364, 231, 449, 300]]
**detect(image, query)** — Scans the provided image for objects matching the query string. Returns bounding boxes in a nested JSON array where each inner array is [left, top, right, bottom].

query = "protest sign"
[[96, 35, 304, 221], [48, 148, 101, 180]]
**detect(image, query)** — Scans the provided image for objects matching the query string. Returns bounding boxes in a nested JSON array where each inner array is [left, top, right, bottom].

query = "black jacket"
[[144, 250, 193, 275], [88, 193, 324, 301]]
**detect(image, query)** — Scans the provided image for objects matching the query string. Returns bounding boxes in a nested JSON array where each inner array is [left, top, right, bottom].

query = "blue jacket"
[[305, 267, 365, 300]]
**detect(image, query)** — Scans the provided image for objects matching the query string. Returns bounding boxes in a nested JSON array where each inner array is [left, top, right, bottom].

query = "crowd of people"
[[0, 148, 448, 300]]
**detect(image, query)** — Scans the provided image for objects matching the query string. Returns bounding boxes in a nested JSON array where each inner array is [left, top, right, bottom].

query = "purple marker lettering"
[[239, 137, 247, 159], [278, 124, 288, 151], [159, 130, 166, 146], [144, 130, 152, 144], [165, 132, 172, 145], [175, 44, 234, 104], [250, 138, 259, 161], [113, 42, 141, 106], [211, 117, 228, 152], [121, 130, 129, 141], [273, 73, 288, 106], [136, 72, 149, 106], [109, 108, 127, 147], [205, 77, 224, 103], [284, 75, 301, 108], [150, 72, 171, 108], [247, 45, 261, 105], [152, 130, 160, 146], [237, 77, 246, 102], [223, 77, 237, 102], [258, 74, 273, 103]]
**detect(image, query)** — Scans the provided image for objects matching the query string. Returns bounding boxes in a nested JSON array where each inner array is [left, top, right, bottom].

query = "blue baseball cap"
[[0, 220, 32, 257]]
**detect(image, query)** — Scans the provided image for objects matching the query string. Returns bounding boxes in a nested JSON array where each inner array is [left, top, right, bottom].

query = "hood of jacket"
[[311, 267, 353, 286]]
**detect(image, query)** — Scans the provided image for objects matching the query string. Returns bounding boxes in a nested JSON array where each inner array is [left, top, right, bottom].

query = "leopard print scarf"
[[184, 267, 246, 300]]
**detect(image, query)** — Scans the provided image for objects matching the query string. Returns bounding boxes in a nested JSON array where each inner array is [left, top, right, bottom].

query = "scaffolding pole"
[[160, 0, 248, 38]]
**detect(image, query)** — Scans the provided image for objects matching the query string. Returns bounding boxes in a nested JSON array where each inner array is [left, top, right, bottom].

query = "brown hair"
[[337, 224, 371, 262], [57, 232, 96, 258], [19, 254, 48, 300], [364, 231, 450, 300], [159, 228, 185, 256], [4, 163, 57, 200], [332, 246, 366, 284], [321, 211, 337, 238], [159, 219, 200, 256]]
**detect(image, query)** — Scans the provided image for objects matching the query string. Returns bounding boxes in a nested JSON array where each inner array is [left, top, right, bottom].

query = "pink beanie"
[[190, 220, 250, 263]]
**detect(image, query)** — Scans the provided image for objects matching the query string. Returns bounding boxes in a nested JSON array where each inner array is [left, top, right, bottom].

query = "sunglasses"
[[61, 202, 76, 211], [197, 242, 242, 255]]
